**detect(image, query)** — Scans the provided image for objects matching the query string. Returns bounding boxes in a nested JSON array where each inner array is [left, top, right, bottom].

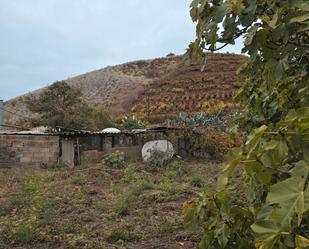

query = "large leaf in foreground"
[[296, 235, 309, 249], [266, 177, 308, 227]]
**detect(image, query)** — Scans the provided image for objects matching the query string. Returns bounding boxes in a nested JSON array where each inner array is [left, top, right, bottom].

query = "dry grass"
[[0, 160, 220, 249]]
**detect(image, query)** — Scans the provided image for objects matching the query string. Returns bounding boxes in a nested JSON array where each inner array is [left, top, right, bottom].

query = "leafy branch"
[[184, 0, 309, 248]]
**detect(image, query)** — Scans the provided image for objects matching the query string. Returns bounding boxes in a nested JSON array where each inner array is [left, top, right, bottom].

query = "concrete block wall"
[[105, 146, 142, 161], [0, 135, 59, 167]]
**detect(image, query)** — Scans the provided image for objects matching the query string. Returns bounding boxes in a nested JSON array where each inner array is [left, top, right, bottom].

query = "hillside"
[[130, 53, 247, 121], [3, 53, 247, 127]]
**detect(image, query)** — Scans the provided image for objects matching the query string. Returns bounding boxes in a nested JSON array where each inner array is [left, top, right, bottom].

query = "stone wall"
[[0, 135, 59, 167]]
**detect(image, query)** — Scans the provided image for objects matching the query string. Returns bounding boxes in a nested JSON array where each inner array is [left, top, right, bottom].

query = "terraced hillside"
[[130, 54, 247, 121], [3, 53, 247, 127]]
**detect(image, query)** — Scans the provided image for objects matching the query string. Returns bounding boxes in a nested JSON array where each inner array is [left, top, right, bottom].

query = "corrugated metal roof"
[[0, 131, 55, 136], [0, 126, 183, 137]]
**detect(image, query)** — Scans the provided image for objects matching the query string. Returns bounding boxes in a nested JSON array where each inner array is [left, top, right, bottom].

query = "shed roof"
[[0, 131, 56, 136], [0, 126, 183, 137]]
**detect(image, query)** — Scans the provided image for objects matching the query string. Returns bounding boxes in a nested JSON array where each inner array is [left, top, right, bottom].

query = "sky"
[[0, 0, 243, 101]]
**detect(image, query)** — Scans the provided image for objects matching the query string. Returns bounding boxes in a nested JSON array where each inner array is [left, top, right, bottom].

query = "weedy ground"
[[0, 160, 220, 249]]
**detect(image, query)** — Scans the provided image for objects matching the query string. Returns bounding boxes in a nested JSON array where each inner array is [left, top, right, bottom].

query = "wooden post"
[[111, 135, 115, 148], [99, 135, 104, 151]]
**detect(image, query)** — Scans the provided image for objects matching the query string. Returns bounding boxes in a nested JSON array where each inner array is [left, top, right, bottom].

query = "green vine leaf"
[[296, 235, 309, 249], [223, 147, 242, 177], [251, 220, 281, 235], [186, 0, 309, 247], [290, 160, 309, 179], [245, 125, 268, 157], [255, 234, 281, 249], [266, 177, 308, 227]]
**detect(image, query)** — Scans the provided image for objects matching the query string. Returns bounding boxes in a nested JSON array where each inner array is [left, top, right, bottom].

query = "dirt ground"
[[0, 160, 220, 249]]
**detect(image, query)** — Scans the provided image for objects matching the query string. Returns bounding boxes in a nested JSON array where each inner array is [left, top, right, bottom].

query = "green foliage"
[[106, 228, 141, 243], [190, 175, 204, 187], [113, 194, 131, 216], [0, 175, 60, 246], [188, 0, 309, 132], [1, 220, 38, 245], [147, 148, 173, 169], [158, 217, 182, 234], [72, 173, 86, 185], [91, 106, 115, 131], [0, 159, 214, 248], [114, 179, 154, 216], [121, 115, 149, 130], [101, 151, 125, 169], [202, 128, 236, 160], [166, 112, 225, 129], [131, 180, 154, 196], [184, 189, 255, 248], [166, 52, 176, 57], [181, 128, 239, 161], [185, 0, 309, 248], [25, 81, 113, 130]]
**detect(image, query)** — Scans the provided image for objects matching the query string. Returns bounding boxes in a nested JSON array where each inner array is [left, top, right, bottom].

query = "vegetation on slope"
[[3, 53, 246, 128], [130, 53, 247, 122], [24, 81, 113, 130]]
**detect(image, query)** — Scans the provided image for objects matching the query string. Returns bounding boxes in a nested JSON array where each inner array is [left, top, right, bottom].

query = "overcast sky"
[[0, 0, 242, 101]]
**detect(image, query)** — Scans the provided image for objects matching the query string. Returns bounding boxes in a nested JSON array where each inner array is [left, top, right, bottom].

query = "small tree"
[[25, 81, 113, 130], [91, 106, 115, 131], [121, 115, 149, 130]]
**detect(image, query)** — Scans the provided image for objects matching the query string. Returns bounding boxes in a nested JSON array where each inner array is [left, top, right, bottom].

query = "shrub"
[[166, 52, 175, 57], [114, 179, 154, 216], [166, 112, 226, 130], [101, 151, 125, 169], [1, 182, 58, 247], [106, 228, 141, 243], [72, 173, 86, 185], [148, 114, 176, 124], [24, 81, 114, 130], [139, 128, 238, 162], [190, 175, 203, 187], [131, 180, 154, 196], [202, 128, 232, 160], [2, 221, 37, 245], [188, 128, 241, 161], [147, 148, 173, 169], [121, 115, 148, 130], [114, 194, 131, 216]]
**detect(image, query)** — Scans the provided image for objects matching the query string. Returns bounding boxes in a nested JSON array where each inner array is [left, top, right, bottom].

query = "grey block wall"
[[0, 135, 59, 167]]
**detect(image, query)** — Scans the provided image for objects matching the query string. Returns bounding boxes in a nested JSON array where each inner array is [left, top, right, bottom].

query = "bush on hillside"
[[121, 115, 149, 130], [25, 81, 114, 130], [147, 148, 173, 169], [101, 151, 125, 169]]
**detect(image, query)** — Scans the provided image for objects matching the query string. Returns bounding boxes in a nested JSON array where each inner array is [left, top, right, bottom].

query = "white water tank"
[[101, 128, 121, 134], [142, 140, 174, 162]]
